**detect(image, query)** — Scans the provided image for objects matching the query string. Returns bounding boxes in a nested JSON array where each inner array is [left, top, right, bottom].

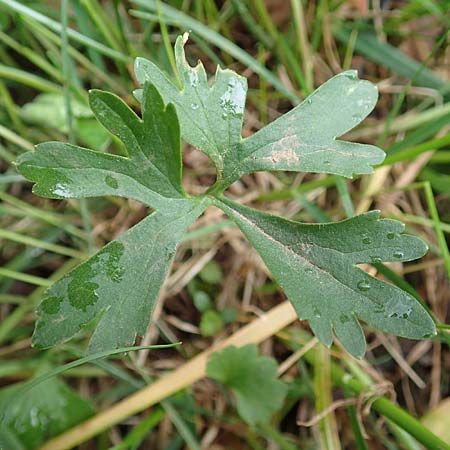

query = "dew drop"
[[188, 71, 198, 87], [385, 299, 412, 319], [53, 183, 71, 197], [362, 235, 371, 245], [307, 98, 312, 104], [165, 244, 177, 259], [357, 280, 371, 292], [313, 307, 321, 318], [105, 175, 118, 189], [340, 314, 350, 324], [219, 78, 245, 117], [305, 267, 314, 274], [30, 407, 39, 427], [106, 242, 125, 283], [324, 160, 331, 165], [370, 255, 382, 263], [345, 71, 357, 80], [393, 251, 404, 259], [190, 102, 199, 110], [387, 232, 396, 240]]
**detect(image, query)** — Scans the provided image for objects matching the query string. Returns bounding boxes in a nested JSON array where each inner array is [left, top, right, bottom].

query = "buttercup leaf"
[[216, 197, 436, 357], [206, 344, 287, 425], [134, 34, 384, 191], [16, 34, 434, 356]]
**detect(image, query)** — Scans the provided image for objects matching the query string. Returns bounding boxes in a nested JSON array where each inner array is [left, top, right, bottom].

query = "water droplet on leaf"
[[188, 71, 198, 87], [52, 183, 71, 197], [105, 175, 118, 189], [340, 314, 350, 323], [357, 280, 371, 292], [219, 78, 245, 117]]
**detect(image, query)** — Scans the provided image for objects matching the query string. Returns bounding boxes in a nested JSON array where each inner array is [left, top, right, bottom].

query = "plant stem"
[[314, 344, 341, 450], [329, 360, 450, 450]]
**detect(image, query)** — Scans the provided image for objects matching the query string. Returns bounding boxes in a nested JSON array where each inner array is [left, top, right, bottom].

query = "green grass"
[[0, 1, 449, 449]]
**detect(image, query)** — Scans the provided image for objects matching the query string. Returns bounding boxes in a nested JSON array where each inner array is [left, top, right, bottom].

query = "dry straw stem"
[[38, 301, 298, 450]]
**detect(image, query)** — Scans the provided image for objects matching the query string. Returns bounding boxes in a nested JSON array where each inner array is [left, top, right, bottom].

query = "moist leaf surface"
[[17, 83, 185, 208], [217, 197, 436, 357], [206, 344, 287, 425], [16, 34, 433, 356], [0, 374, 94, 449], [33, 201, 206, 353], [16, 84, 208, 352], [135, 34, 384, 190]]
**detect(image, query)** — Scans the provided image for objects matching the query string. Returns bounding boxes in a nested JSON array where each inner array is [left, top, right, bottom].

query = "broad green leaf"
[[206, 344, 287, 425], [17, 83, 209, 352], [134, 34, 384, 190], [0, 375, 94, 450], [17, 83, 185, 208], [33, 200, 207, 353], [216, 197, 436, 357], [16, 35, 435, 357]]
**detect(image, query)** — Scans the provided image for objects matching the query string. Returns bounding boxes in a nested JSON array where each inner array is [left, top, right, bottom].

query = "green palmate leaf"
[[16, 33, 434, 357], [16, 83, 209, 352], [216, 197, 436, 357], [206, 344, 287, 425], [134, 33, 384, 190]]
